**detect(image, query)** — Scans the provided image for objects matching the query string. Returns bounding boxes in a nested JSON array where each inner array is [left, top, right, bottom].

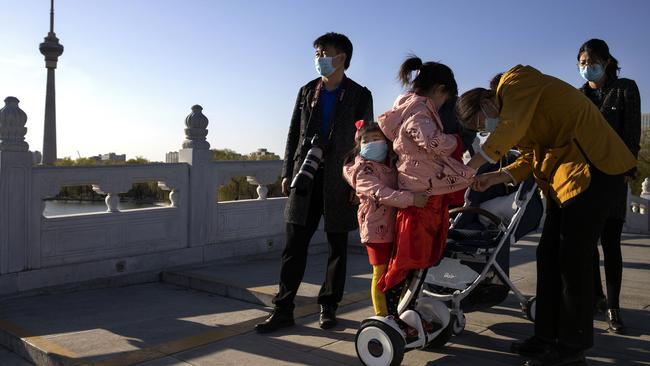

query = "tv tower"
[[39, 0, 64, 165]]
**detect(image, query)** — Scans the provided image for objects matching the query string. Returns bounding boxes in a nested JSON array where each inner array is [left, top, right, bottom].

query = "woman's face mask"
[[579, 64, 605, 82], [479, 104, 500, 133], [360, 140, 388, 162]]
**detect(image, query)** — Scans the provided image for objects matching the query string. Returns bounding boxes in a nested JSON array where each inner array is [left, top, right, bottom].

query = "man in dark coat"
[[255, 32, 373, 333]]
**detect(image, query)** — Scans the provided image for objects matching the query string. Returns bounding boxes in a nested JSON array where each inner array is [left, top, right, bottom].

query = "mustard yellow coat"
[[481, 65, 637, 205]]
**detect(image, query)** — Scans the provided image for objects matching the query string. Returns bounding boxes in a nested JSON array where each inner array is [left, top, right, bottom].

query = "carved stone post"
[[641, 178, 650, 200], [0, 97, 29, 152], [179, 105, 214, 247], [0, 97, 32, 274]]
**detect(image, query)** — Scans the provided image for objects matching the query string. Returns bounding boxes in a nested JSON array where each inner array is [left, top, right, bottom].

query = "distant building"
[[85, 152, 126, 164], [166, 151, 179, 163], [32, 151, 42, 165], [101, 153, 126, 163], [642, 113, 650, 130], [250, 148, 279, 160]]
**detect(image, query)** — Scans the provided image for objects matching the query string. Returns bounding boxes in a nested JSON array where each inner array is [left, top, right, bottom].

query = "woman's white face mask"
[[480, 104, 501, 133]]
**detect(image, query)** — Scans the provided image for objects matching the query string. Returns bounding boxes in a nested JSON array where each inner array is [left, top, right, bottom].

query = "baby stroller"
[[355, 151, 544, 366]]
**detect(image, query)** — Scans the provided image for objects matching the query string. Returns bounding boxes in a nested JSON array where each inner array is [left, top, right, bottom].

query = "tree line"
[[213, 149, 283, 201], [50, 150, 282, 203]]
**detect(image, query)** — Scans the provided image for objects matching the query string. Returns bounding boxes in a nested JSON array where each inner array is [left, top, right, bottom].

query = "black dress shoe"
[[606, 308, 626, 334], [319, 304, 337, 329], [511, 336, 552, 358], [524, 349, 585, 366], [255, 309, 295, 334]]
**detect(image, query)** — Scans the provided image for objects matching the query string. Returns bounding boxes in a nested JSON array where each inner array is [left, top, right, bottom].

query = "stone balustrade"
[[0, 98, 290, 296]]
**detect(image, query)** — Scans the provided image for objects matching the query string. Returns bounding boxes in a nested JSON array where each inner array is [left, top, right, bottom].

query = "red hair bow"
[[354, 120, 365, 141]]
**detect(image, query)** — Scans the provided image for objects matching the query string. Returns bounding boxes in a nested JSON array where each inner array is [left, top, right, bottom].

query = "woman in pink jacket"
[[376, 56, 475, 295], [343, 121, 428, 317]]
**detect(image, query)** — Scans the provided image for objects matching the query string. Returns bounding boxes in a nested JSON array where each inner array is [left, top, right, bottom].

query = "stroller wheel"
[[525, 297, 537, 322], [355, 320, 405, 366], [450, 313, 466, 335]]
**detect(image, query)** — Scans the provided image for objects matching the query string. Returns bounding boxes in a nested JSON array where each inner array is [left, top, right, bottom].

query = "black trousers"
[[535, 169, 617, 350], [593, 218, 624, 309], [273, 172, 348, 312]]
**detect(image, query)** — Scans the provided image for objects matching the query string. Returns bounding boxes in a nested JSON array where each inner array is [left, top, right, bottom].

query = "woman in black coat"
[[577, 38, 641, 334]]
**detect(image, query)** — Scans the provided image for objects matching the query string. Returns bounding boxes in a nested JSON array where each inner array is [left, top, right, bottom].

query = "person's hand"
[[470, 172, 502, 192], [281, 178, 290, 196], [413, 192, 428, 208]]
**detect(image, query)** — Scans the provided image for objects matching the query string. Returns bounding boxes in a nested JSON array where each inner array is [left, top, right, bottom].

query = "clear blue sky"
[[1, 0, 649, 161]]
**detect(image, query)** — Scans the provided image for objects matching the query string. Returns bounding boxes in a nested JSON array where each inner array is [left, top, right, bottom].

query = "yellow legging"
[[371, 264, 389, 316]]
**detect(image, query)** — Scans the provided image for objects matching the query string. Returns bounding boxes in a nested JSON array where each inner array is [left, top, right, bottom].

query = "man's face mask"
[[315, 56, 336, 77]]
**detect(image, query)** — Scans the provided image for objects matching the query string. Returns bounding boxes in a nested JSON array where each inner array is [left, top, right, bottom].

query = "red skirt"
[[365, 242, 392, 265], [377, 195, 449, 292]]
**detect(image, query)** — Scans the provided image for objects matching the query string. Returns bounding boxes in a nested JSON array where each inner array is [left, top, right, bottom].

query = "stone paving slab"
[[155, 293, 649, 366], [0, 283, 270, 366], [132, 357, 193, 366], [0, 233, 648, 366], [162, 252, 374, 307]]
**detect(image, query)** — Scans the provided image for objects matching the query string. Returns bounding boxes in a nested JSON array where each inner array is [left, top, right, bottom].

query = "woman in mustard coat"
[[456, 65, 636, 366]]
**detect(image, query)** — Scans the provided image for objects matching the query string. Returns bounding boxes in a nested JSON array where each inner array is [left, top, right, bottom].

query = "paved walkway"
[[0, 232, 648, 366]]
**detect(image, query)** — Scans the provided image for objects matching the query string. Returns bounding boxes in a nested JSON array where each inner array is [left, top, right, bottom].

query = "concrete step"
[[162, 251, 373, 308]]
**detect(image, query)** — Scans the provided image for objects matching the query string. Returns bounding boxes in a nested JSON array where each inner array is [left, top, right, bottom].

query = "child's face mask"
[[360, 140, 388, 162]]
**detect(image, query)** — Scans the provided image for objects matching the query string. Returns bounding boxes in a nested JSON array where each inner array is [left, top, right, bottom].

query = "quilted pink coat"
[[378, 93, 475, 194], [343, 156, 413, 243]]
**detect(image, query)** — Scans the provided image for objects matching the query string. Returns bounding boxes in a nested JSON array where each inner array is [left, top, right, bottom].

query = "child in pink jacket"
[[343, 121, 428, 316], [377, 57, 476, 295]]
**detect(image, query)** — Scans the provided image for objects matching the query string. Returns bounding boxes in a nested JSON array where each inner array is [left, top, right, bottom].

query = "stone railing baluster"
[[158, 181, 180, 207], [91, 182, 131, 212]]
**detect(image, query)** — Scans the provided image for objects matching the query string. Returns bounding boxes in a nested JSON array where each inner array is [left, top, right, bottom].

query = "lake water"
[[44, 200, 168, 217]]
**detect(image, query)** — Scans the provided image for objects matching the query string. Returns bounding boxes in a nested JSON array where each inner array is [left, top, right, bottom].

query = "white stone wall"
[[0, 100, 329, 296]]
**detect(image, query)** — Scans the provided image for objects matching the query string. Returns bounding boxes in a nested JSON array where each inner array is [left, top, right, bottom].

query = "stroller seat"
[[447, 228, 502, 247], [445, 228, 503, 259]]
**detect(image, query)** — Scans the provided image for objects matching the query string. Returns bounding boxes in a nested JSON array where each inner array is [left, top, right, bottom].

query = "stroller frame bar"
[[421, 180, 538, 315]]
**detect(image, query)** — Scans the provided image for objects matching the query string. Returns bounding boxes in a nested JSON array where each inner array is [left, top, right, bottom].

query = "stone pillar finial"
[[182, 104, 210, 150], [0, 96, 29, 152], [642, 178, 650, 199]]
